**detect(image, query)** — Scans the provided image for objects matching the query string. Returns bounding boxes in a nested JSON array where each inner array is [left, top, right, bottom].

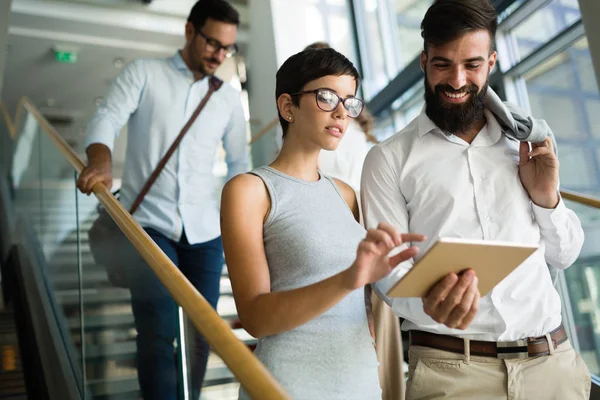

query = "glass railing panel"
[[180, 273, 243, 398], [249, 119, 280, 169], [0, 103, 13, 177], [560, 198, 600, 378], [9, 100, 288, 399], [75, 188, 139, 399], [11, 105, 86, 394]]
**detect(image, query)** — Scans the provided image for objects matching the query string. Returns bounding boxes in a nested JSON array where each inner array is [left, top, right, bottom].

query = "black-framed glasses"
[[196, 30, 238, 57], [290, 88, 364, 118]]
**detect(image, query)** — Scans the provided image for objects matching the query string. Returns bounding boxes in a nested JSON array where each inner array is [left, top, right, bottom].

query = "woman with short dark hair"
[[220, 48, 424, 399]]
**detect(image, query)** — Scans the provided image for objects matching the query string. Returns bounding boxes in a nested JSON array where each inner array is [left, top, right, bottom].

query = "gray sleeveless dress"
[[239, 165, 381, 400]]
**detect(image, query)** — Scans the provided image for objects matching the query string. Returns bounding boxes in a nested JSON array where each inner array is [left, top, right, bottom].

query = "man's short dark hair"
[[275, 48, 360, 137], [421, 0, 498, 53], [188, 0, 240, 30]]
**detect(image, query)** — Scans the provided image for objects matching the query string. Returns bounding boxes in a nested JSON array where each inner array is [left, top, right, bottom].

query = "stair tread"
[[88, 366, 235, 396], [70, 311, 238, 331], [57, 287, 131, 306], [85, 327, 254, 359]]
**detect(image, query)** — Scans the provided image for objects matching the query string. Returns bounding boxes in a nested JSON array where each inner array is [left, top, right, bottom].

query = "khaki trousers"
[[371, 292, 405, 400], [406, 339, 591, 400]]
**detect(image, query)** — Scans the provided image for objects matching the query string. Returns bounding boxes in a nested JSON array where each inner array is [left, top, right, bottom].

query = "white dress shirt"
[[361, 107, 585, 341], [85, 51, 248, 244]]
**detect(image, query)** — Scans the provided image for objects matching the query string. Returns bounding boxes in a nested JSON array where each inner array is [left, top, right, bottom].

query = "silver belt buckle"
[[496, 339, 529, 359]]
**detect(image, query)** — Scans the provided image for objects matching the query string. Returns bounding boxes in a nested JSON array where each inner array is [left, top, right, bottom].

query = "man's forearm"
[[86, 143, 112, 165]]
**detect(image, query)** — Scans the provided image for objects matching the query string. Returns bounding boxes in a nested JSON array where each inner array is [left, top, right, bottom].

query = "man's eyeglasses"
[[290, 88, 364, 118], [196, 30, 238, 57]]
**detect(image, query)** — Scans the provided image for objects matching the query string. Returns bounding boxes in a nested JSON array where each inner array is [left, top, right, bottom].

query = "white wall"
[[247, 0, 279, 168], [248, 0, 358, 168]]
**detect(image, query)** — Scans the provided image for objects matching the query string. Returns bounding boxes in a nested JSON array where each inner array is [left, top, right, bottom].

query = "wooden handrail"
[[249, 117, 279, 144], [18, 97, 290, 400], [0, 102, 16, 139], [561, 189, 600, 209]]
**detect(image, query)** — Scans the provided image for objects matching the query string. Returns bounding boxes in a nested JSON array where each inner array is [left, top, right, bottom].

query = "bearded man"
[[361, 0, 590, 399]]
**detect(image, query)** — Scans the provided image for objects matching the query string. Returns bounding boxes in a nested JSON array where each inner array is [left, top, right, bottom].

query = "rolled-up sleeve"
[[222, 91, 249, 181], [85, 59, 147, 152], [533, 195, 585, 270]]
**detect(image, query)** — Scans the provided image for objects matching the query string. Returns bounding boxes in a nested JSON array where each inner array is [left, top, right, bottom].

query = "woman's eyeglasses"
[[290, 88, 364, 118]]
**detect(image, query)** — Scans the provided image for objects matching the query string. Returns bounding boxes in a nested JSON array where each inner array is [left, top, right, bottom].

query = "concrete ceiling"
[[2, 0, 249, 156]]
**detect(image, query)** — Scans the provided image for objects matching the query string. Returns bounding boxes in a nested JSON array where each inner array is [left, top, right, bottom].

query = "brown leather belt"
[[409, 325, 567, 359]]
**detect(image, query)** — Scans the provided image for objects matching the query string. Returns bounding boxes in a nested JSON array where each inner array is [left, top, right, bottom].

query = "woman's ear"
[[277, 94, 295, 122]]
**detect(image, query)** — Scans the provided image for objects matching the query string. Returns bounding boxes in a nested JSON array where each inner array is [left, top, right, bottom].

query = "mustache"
[[435, 84, 479, 95], [205, 57, 220, 64]]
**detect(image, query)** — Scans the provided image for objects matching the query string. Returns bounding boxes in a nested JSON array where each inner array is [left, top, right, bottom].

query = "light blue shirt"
[[85, 51, 248, 244]]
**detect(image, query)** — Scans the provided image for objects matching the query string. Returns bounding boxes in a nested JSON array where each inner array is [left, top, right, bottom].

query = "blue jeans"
[[128, 227, 224, 400]]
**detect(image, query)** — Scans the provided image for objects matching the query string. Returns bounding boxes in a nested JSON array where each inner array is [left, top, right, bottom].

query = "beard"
[[424, 72, 488, 135], [188, 37, 220, 76]]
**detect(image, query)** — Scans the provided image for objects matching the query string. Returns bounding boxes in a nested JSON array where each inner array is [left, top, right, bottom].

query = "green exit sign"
[[54, 51, 78, 64]]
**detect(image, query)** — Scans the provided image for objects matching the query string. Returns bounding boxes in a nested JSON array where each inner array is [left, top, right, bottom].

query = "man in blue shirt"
[[76, 1, 248, 398]]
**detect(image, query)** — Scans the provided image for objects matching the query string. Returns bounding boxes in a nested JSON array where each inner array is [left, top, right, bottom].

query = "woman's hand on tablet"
[[345, 222, 425, 290]]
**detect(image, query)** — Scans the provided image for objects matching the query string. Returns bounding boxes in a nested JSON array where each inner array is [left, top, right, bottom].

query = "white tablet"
[[386, 237, 538, 298]]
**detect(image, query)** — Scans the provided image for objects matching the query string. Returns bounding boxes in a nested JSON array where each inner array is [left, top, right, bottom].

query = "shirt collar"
[[416, 105, 503, 146], [477, 109, 503, 146], [170, 50, 201, 81], [171, 51, 188, 71], [417, 105, 438, 137]]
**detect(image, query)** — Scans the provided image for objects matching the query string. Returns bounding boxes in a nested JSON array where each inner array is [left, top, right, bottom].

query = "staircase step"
[[61, 236, 91, 245], [84, 326, 253, 362], [57, 277, 231, 307], [71, 314, 134, 332], [53, 271, 233, 294], [85, 341, 136, 362], [48, 253, 96, 268], [51, 269, 109, 289], [30, 221, 94, 232], [48, 242, 92, 255], [57, 288, 131, 307], [26, 214, 95, 224], [88, 366, 236, 398], [74, 311, 240, 336]]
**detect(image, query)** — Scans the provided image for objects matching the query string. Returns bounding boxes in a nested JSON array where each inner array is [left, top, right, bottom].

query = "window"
[[561, 199, 600, 376], [522, 37, 600, 195], [354, 0, 433, 99], [507, 0, 581, 62], [392, 0, 432, 69], [316, 0, 360, 66], [270, 0, 359, 68], [359, 0, 393, 98], [521, 35, 600, 377], [373, 112, 396, 141], [503, 1, 600, 379]]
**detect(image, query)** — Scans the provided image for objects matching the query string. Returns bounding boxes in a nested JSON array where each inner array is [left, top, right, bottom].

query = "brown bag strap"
[[129, 76, 224, 214]]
